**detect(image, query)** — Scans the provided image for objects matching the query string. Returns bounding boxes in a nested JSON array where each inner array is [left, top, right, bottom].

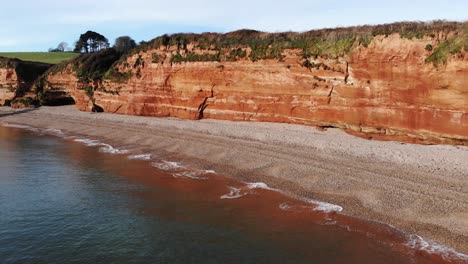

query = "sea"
[[0, 124, 467, 264]]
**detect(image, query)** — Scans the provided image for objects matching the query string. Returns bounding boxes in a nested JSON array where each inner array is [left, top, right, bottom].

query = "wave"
[[246, 182, 278, 191], [2, 123, 31, 129], [2, 123, 41, 133], [74, 138, 101, 146], [279, 202, 314, 211], [407, 234, 468, 261], [44, 128, 65, 136], [279, 199, 342, 213], [128, 154, 153, 160], [152, 160, 185, 171], [73, 138, 129, 154], [2, 123, 128, 155], [304, 198, 343, 213], [220, 182, 276, 200], [99, 144, 130, 154], [173, 171, 209, 180], [220, 187, 248, 199], [247, 181, 342, 214]]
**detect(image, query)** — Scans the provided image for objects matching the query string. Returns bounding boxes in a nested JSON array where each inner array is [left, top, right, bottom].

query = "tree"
[[57, 42, 68, 52], [74, 31, 110, 53], [48, 42, 68, 52], [114, 36, 136, 53]]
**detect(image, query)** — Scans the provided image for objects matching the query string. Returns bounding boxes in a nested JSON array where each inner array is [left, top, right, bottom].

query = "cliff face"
[[0, 58, 52, 107], [0, 67, 18, 105], [40, 67, 80, 107], [43, 31, 468, 144]]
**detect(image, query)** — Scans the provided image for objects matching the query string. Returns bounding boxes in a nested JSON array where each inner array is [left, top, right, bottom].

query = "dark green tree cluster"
[[114, 36, 137, 53], [74, 31, 110, 53]]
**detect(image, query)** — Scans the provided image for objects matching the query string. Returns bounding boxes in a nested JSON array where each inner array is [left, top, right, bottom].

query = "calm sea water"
[[0, 125, 465, 264]]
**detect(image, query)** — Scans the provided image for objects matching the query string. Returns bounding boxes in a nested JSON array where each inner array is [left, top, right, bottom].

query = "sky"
[[0, 0, 467, 52]]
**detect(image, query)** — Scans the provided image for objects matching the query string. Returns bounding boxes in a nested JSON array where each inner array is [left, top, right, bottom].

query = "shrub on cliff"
[[170, 52, 221, 63], [10, 97, 39, 108], [71, 48, 122, 82], [425, 36, 465, 66], [114, 36, 137, 54], [106, 21, 466, 72], [103, 68, 132, 83]]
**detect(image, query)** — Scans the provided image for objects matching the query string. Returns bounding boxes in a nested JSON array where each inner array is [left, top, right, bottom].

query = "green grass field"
[[0, 52, 79, 64]]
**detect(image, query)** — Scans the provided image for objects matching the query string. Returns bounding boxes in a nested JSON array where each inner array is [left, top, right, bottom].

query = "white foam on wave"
[[279, 202, 313, 211], [74, 138, 101, 146], [2, 123, 41, 133], [45, 128, 64, 135], [173, 171, 208, 180], [304, 198, 343, 213], [245, 182, 342, 213], [128, 154, 153, 160], [9, 125, 71, 139], [407, 234, 468, 261], [74, 138, 129, 154], [246, 182, 278, 191], [220, 182, 278, 200], [220, 187, 248, 199], [2, 123, 31, 129], [99, 144, 130, 154], [152, 160, 184, 171], [279, 203, 294, 211]]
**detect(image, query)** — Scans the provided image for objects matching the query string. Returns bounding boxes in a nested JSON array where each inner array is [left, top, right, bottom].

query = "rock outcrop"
[[0, 57, 52, 107]]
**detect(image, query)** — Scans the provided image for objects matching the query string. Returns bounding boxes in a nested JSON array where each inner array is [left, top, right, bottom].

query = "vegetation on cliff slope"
[[425, 27, 467, 66], [120, 20, 466, 64]]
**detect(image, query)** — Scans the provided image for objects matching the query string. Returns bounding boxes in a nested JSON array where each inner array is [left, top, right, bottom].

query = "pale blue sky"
[[1, 0, 466, 52]]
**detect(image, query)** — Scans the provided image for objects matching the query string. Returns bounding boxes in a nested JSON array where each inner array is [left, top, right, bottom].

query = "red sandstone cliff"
[[8, 23, 467, 144], [0, 67, 18, 105], [0, 58, 51, 107]]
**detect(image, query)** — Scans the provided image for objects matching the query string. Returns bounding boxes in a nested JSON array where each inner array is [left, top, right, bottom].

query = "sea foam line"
[[73, 138, 129, 154], [246, 182, 279, 191], [304, 198, 343, 213], [173, 171, 209, 180], [2, 123, 69, 138], [220, 182, 278, 200], [74, 138, 101, 146], [279, 203, 314, 211], [44, 128, 65, 135], [128, 154, 153, 160], [151, 160, 185, 171], [407, 234, 468, 261], [244, 181, 343, 213], [220, 187, 248, 199], [2, 123, 31, 129]]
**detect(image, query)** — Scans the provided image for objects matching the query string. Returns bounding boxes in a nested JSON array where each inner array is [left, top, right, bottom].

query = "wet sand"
[[1, 106, 467, 254]]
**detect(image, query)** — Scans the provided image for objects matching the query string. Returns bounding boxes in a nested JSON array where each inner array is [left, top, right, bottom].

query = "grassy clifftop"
[[0, 57, 52, 83], [0, 52, 79, 64]]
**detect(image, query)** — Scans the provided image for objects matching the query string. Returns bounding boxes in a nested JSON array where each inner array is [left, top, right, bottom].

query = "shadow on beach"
[[0, 108, 38, 118]]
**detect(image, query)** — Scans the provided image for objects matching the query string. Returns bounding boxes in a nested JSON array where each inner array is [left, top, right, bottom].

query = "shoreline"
[[1, 106, 467, 254]]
